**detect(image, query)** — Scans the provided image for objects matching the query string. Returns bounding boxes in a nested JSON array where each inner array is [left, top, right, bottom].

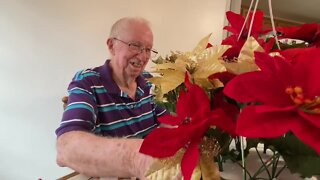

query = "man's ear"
[[107, 38, 115, 55]]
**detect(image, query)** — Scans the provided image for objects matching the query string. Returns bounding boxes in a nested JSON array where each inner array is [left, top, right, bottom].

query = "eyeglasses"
[[113, 38, 158, 58]]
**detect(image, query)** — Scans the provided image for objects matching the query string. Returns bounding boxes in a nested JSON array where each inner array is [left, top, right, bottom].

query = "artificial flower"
[[277, 23, 320, 47], [224, 49, 320, 154], [222, 10, 270, 59], [140, 73, 235, 180], [149, 34, 229, 99], [222, 36, 264, 75]]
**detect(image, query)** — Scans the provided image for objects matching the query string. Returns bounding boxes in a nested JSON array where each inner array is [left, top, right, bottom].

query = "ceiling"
[[242, 0, 320, 23]]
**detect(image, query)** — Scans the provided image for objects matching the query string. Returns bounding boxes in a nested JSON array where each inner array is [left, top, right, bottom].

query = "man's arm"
[[56, 131, 152, 179]]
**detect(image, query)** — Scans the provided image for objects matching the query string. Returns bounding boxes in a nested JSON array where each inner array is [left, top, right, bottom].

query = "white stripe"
[[60, 119, 92, 125], [82, 69, 96, 73], [69, 87, 93, 95], [138, 86, 144, 93], [157, 109, 167, 117], [97, 94, 153, 107], [67, 101, 95, 111], [90, 85, 105, 89], [96, 110, 153, 127], [124, 123, 158, 138]]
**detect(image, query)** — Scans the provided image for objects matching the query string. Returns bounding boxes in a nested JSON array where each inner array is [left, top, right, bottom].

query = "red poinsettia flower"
[[140, 73, 235, 180], [224, 49, 320, 154], [277, 23, 320, 47], [279, 47, 318, 65], [222, 10, 271, 59], [209, 71, 236, 85]]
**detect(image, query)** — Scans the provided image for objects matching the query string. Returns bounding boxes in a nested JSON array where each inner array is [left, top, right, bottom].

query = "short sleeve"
[[55, 70, 98, 137]]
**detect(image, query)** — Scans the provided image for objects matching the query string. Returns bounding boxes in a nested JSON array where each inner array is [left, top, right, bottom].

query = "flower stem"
[[252, 147, 272, 179]]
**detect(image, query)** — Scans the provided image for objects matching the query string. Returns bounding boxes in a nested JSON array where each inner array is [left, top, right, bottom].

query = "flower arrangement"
[[139, 7, 320, 180]]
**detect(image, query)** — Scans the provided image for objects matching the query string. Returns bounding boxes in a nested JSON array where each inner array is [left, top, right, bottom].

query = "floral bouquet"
[[139, 7, 320, 180]]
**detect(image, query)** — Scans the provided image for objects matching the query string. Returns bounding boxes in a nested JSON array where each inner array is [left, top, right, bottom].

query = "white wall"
[[0, 0, 236, 179]]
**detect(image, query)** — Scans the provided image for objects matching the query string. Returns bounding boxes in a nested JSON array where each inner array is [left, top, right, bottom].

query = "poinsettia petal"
[[292, 48, 320, 97], [277, 26, 299, 37], [222, 46, 242, 59], [176, 89, 190, 118], [206, 43, 213, 48], [186, 108, 215, 137], [255, 104, 296, 113], [224, 71, 291, 106], [140, 127, 189, 158], [279, 23, 318, 42], [208, 108, 236, 136], [225, 11, 245, 35], [158, 114, 183, 126], [281, 47, 310, 65], [223, 26, 239, 35], [177, 74, 211, 119], [221, 35, 238, 45], [176, 72, 195, 118], [298, 110, 320, 129], [208, 71, 236, 85], [249, 10, 264, 36], [262, 37, 275, 53], [313, 30, 320, 47], [290, 118, 320, 154], [181, 140, 200, 180], [236, 106, 293, 138], [254, 52, 294, 83]]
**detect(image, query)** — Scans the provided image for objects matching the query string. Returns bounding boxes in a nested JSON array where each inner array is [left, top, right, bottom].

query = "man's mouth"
[[129, 60, 144, 68]]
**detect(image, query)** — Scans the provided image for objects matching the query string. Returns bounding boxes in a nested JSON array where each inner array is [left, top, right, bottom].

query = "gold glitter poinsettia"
[[149, 34, 230, 99], [144, 138, 221, 180], [222, 36, 264, 75]]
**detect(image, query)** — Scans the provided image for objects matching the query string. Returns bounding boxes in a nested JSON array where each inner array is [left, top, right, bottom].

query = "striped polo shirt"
[[55, 60, 167, 138]]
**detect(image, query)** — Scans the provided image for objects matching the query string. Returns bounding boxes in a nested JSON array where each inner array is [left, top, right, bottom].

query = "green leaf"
[[262, 133, 320, 177], [282, 155, 320, 178]]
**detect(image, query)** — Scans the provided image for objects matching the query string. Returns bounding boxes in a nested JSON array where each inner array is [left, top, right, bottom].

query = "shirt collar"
[[99, 60, 149, 98]]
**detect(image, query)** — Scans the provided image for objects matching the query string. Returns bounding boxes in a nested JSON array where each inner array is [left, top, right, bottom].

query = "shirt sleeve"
[[154, 104, 169, 117], [55, 70, 98, 137]]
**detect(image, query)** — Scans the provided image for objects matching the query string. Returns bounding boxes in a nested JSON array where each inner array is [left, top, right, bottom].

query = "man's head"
[[107, 17, 156, 79]]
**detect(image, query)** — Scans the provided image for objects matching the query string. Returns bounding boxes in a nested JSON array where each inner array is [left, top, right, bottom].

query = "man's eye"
[[130, 44, 140, 48]]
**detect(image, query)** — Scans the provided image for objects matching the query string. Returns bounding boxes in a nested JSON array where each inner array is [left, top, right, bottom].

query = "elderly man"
[[56, 17, 167, 179]]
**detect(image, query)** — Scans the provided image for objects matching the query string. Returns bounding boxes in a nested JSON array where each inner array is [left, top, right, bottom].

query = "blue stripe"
[[65, 103, 95, 116], [98, 96, 153, 112], [68, 89, 97, 102], [68, 89, 91, 95], [137, 88, 144, 97], [92, 87, 107, 94], [74, 70, 100, 81], [146, 81, 153, 88], [95, 112, 154, 131]]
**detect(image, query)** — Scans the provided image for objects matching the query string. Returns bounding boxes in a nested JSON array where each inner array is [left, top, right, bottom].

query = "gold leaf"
[[194, 78, 214, 90], [238, 36, 264, 61], [145, 149, 203, 180], [145, 162, 181, 180], [195, 59, 226, 79], [191, 164, 202, 180], [203, 45, 231, 61], [223, 37, 263, 75], [191, 33, 212, 55], [199, 157, 220, 180], [148, 70, 184, 96]]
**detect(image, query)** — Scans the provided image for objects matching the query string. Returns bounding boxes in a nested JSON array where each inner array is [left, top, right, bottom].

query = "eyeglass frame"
[[112, 38, 158, 58]]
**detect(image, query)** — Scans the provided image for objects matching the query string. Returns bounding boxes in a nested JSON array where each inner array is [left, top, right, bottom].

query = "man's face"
[[111, 23, 154, 79]]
